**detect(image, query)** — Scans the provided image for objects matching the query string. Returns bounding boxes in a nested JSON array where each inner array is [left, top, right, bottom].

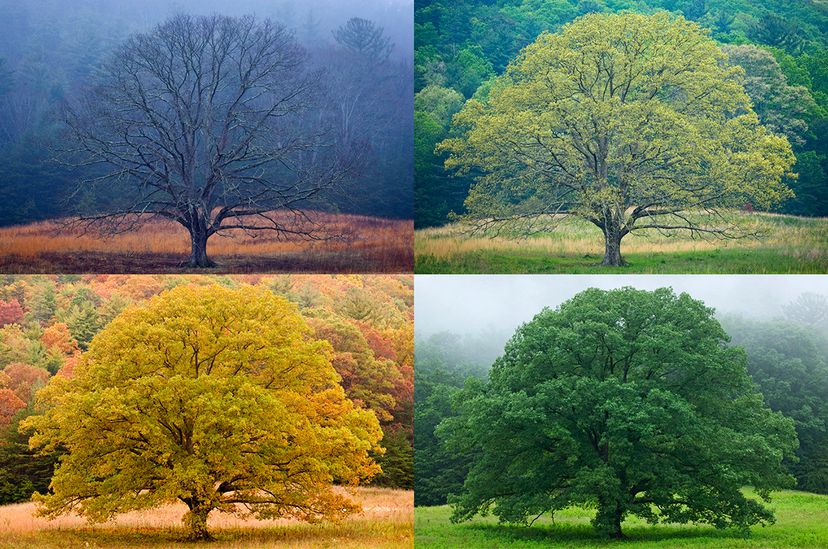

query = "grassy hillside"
[[415, 489, 828, 548], [0, 487, 412, 549], [415, 211, 828, 274]]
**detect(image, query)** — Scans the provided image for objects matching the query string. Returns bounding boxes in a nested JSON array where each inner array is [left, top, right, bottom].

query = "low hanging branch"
[[439, 12, 796, 266], [60, 14, 363, 267]]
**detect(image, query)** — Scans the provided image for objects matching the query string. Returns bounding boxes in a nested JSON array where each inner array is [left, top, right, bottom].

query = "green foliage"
[[373, 428, 414, 489], [723, 316, 828, 495], [414, 332, 508, 507], [0, 406, 58, 505], [442, 288, 797, 538], [64, 302, 101, 351]]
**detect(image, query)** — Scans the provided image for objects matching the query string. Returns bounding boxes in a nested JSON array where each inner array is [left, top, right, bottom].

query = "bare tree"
[[783, 293, 828, 326], [63, 14, 359, 267]]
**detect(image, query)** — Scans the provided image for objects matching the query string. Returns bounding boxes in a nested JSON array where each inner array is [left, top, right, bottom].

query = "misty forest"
[[0, 0, 413, 271], [414, 279, 828, 547], [414, 0, 828, 273]]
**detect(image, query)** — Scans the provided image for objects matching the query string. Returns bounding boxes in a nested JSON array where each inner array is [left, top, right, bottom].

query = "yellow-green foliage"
[[438, 12, 796, 263], [22, 284, 383, 539]]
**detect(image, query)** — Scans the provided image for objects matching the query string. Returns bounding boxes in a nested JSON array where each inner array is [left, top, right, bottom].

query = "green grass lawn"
[[415, 490, 828, 548], [415, 212, 828, 274]]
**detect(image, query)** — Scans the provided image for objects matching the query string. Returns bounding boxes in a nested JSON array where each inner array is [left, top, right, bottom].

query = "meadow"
[[415, 212, 828, 274], [0, 487, 412, 548], [0, 211, 413, 274], [415, 490, 828, 549]]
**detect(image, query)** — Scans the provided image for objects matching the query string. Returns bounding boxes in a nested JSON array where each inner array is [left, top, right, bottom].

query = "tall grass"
[[0, 211, 413, 273], [415, 211, 828, 274], [0, 487, 413, 548]]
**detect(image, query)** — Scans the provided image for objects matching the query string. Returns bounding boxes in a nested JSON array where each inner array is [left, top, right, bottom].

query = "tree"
[[443, 287, 797, 538], [64, 301, 101, 351], [23, 284, 383, 541], [0, 406, 59, 505], [0, 299, 24, 327], [723, 317, 828, 494], [63, 15, 361, 267], [439, 13, 796, 266], [1, 362, 48, 402], [783, 293, 828, 327], [333, 18, 393, 63], [722, 45, 817, 146]]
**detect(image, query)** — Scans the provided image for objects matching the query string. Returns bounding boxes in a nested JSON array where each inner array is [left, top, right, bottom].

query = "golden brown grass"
[[0, 487, 413, 548], [415, 211, 828, 273], [0, 211, 413, 273]]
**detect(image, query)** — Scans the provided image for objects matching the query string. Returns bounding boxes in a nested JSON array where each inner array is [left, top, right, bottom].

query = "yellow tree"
[[23, 284, 383, 541], [439, 12, 796, 266]]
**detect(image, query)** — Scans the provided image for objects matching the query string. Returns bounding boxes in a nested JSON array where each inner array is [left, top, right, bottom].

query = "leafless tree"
[[62, 14, 360, 267]]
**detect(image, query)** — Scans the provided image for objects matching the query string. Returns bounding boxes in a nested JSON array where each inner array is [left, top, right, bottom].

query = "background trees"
[[415, 0, 828, 227], [23, 284, 384, 541], [438, 13, 795, 266]]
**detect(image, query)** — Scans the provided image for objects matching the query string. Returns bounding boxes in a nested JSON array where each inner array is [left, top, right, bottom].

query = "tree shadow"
[[464, 521, 747, 546]]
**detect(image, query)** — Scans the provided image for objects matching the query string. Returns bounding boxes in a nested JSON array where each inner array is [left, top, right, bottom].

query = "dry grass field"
[[0, 211, 413, 273], [0, 487, 412, 548], [415, 211, 828, 273]]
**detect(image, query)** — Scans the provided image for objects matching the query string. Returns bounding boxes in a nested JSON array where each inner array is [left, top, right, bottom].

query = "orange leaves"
[[0, 388, 25, 430], [0, 300, 24, 327]]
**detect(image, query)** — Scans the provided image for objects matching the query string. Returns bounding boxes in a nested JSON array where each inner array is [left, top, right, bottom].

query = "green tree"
[[24, 285, 383, 541], [0, 406, 58, 505], [723, 317, 828, 495], [443, 287, 797, 538], [722, 45, 817, 147], [439, 13, 796, 266], [64, 301, 101, 351]]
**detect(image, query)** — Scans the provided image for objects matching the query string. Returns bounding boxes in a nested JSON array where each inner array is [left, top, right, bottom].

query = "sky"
[[415, 275, 828, 339]]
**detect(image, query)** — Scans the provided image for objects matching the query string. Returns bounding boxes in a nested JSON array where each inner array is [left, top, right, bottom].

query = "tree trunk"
[[188, 227, 214, 268], [184, 502, 214, 542], [601, 224, 626, 267], [596, 498, 625, 539]]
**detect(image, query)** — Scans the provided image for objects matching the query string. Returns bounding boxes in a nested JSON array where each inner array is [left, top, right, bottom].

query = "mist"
[[415, 275, 828, 349]]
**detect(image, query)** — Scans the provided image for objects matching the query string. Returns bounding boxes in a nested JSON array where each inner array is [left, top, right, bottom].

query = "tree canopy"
[[438, 12, 795, 266], [442, 287, 798, 538], [415, 0, 828, 226], [23, 284, 383, 541]]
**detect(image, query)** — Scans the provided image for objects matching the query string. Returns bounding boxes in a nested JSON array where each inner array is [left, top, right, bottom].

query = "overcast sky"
[[415, 275, 828, 338]]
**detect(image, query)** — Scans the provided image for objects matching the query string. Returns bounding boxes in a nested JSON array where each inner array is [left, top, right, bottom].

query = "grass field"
[[0, 487, 412, 548], [415, 490, 828, 548], [0, 211, 413, 274], [415, 212, 828, 274]]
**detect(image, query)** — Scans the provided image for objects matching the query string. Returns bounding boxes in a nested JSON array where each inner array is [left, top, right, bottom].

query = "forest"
[[414, 279, 828, 547], [415, 0, 828, 227], [0, 274, 413, 544]]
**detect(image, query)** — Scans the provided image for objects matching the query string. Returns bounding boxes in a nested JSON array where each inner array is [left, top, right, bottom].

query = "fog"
[[0, 0, 413, 55], [415, 275, 828, 343]]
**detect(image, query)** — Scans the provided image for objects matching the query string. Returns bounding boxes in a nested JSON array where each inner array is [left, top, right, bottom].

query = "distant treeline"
[[415, 0, 828, 227], [0, 0, 414, 226]]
